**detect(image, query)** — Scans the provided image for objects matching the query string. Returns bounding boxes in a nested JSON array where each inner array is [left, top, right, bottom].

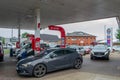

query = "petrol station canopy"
[[0, 0, 120, 29]]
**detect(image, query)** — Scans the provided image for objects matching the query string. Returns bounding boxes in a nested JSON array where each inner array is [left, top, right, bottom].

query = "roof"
[[0, 0, 119, 29], [67, 31, 96, 37], [40, 34, 59, 42]]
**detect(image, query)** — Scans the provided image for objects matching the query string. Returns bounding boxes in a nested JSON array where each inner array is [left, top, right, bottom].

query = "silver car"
[[90, 45, 110, 60], [16, 48, 83, 77]]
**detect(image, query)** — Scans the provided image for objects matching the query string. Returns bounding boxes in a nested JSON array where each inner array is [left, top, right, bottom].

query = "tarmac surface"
[[0, 52, 120, 80]]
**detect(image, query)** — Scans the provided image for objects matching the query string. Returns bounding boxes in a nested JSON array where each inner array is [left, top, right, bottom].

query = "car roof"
[[47, 47, 75, 50]]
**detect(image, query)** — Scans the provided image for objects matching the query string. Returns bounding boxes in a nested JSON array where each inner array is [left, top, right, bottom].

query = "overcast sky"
[[0, 17, 119, 40], [41, 17, 119, 40]]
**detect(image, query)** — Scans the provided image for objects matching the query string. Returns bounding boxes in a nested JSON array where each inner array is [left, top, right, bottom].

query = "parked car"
[[16, 43, 50, 61], [113, 45, 120, 52], [16, 43, 34, 61], [16, 48, 83, 77], [3, 43, 16, 49], [0, 42, 4, 61], [16, 42, 31, 56], [90, 45, 110, 60], [40, 43, 50, 50], [84, 46, 92, 54], [67, 45, 85, 55], [55, 45, 61, 48]]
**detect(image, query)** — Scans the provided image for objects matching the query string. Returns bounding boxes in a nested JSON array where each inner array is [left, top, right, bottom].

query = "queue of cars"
[[11, 42, 83, 77], [67, 45, 92, 55], [16, 43, 114, 78], [1, 41, 117, 78]]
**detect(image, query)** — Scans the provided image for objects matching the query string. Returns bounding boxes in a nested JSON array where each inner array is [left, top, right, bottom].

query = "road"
[[0, 52, 120, 80]]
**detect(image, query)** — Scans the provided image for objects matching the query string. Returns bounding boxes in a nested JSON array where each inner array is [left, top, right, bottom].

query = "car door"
[[45, 49, 68, 70], [64, 49, 77, 66]]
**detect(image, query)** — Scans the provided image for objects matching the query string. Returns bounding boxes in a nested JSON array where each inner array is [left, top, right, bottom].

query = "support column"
[[18, 24, 20, 45], [34, 8, 41, 54], [116, 17, 120, 28], [35, 9, 41, 38], [16, 16, 21, 49]]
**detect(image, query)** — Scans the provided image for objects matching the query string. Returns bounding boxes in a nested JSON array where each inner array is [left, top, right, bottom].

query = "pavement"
[[0, 52, 120, 80]]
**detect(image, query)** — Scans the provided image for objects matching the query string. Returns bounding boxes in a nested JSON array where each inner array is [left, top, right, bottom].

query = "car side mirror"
[[107, 49, 110, 51], [50, 54, 54, 58], [50, 54, 57, 58]]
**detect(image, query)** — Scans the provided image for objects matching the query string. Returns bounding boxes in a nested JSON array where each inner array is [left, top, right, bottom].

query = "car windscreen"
[[21, 43, 31, 49], [93, 46, 106, 50]]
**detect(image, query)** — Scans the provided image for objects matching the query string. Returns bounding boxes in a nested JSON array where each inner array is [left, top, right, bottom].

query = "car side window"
[[53, 50, 64, 57], [64, 50, 75, 54]]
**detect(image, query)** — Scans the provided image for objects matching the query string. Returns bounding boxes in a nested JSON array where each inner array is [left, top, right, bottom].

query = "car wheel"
[[105, 56, 109, 60], [90, 55, 95, 60], [91, 56, 95, 60], [0, 57, 3, 61], [33, 64, 46, 78], [74, 58, 82, 69]]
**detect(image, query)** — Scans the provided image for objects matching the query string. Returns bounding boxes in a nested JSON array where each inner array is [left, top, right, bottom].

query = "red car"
[[84, 46, 92, 54], [0, 42, 4, 61]]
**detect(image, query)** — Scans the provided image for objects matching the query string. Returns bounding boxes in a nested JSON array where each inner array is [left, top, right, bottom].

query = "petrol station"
[[0, 0, 120, 80]]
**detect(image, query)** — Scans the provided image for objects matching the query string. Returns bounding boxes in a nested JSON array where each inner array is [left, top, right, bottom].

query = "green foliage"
[[116, 29, 120, 41], [22, 32, 28, 38], [4, 49, 10, 54], [2, 37, 5, 44]]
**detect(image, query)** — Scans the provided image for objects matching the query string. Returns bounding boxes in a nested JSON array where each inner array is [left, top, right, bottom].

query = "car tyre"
[[105, 56, 109, 60], [74, 58, 82, 69], [33, 64, 46, 78], [0, 56, 3, 61], [90, 55, 95, 60]]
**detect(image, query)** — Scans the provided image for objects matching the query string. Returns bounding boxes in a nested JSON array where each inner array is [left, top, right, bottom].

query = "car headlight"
[[105, 51, 108, 55], [22, 62, 32, 67]]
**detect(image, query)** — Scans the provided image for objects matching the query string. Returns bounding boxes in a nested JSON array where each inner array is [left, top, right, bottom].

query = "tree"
[[22, 32, 29, 38], [2, 37, 5, 44], [116, 29, 120, 41]]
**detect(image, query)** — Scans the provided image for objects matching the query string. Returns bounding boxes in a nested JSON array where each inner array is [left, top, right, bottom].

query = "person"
[[10, 47, 13, 57]]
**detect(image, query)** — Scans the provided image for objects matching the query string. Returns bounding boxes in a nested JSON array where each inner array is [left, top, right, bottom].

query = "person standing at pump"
[[10, 47, 13, 57]]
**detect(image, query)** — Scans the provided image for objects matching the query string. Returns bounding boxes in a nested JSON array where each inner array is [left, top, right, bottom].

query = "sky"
[[41, 17, 119, 40], [0, 17, 119, 40]]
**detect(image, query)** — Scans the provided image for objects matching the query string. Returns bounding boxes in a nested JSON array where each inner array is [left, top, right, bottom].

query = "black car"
[[90, 45, 110, 60], [0, 42, 4, 61], [16, 48, 83, 77]]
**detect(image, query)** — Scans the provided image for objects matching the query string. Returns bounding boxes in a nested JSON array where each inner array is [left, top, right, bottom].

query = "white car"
[[67, 45, 85, 55], [113, 46, 120, 52]]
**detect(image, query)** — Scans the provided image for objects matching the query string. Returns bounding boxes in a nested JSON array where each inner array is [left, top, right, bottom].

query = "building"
[[40, 34, 60, 43], [23, 34, 60, 44], [66, 32, 96, 46]]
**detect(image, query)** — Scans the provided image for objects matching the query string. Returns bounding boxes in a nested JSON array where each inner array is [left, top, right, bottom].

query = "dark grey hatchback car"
[[16, 48, 83, 77]]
